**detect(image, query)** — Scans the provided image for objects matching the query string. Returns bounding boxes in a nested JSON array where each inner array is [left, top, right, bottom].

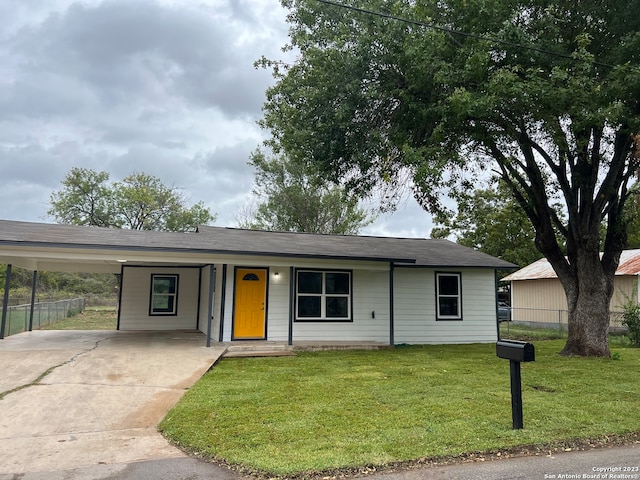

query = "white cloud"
[[0, 0, 436, 238]]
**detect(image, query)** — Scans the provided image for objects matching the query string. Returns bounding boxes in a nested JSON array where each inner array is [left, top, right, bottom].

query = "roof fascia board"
[[0, 240, 415, 264], [393, 264, 518, 270]]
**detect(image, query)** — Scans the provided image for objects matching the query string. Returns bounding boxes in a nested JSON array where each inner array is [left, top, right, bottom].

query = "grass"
[[499, 322, 566, 341], [40, 306, 117, 330], [159, 341, 640, 477], [500, 322, 633, 347]]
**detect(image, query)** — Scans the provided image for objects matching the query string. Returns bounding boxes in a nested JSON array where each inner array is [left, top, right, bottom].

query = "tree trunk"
[[559, 258, 613, 357]]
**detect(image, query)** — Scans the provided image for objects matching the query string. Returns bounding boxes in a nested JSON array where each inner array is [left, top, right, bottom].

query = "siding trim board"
[[205, 265, 215, 348], [218, 264, 227, 342], [196, 267, 203, 331], [288, 266, 294, 345], [389, 262, 394, 346]]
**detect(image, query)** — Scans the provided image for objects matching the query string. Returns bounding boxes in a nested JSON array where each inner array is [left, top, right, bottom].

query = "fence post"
[[1, 264, 12, 339], [558, 309, 562, 337]]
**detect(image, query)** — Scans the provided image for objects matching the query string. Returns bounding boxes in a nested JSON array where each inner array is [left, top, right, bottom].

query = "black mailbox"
[[496, 340, 535, 362]]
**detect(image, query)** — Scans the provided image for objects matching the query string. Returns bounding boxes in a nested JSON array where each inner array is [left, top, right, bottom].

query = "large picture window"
[[436, 272, 462, 320], [150, 274, 179, 315], [296, 270, 351, 321]]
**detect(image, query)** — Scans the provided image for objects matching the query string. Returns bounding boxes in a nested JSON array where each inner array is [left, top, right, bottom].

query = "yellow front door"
[[233, 268, 267, 339]]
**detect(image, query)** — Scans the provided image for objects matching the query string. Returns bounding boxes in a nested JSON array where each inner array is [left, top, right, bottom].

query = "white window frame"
[[295, 269, 352, 321], [435, 272, 462, 320]]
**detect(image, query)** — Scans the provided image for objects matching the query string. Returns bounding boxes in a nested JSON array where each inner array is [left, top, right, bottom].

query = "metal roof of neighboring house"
[[0, 219, 516, 269], [502, 249, 640, 281]]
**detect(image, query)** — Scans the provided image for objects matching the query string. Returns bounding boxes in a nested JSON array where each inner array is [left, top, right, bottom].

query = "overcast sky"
[[0, 0, 435, 238]]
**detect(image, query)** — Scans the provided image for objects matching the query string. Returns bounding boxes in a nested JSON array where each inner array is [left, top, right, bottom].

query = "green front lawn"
[[159, 341, 640, 477]]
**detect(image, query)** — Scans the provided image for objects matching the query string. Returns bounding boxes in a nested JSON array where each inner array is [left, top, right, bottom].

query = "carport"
[[0, 221, 220, 345]]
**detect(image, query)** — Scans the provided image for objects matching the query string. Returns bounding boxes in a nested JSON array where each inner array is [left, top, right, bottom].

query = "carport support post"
[[206, 265, 215, 348], [1, 264, 12, 339], [509, 360, 524, 429], [29, 270, 38, 331]]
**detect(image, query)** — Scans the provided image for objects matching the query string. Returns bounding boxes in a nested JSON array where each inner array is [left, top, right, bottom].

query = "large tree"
[[49, 168, 215, 232], [239, 150, 373, 234], [261, 0, 640, 356]]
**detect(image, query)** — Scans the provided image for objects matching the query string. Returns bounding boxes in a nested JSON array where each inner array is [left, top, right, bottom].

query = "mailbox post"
[[496, 340, 535, 429]]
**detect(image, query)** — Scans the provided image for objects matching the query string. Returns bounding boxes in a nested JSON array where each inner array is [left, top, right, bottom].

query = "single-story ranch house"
[[0, 219, 515, 346], [502, 250, 640, 326]]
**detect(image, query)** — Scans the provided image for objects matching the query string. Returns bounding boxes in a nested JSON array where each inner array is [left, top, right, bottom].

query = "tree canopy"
[[261, 0, 640, 356], [431, 182, 542, 270], [48, 168, 215, 232], [238, 151, 373, 234]]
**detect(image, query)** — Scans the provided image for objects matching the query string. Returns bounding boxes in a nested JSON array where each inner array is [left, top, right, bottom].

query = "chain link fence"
[[1, 298, 85, 337], [500, 306, 627, 339]]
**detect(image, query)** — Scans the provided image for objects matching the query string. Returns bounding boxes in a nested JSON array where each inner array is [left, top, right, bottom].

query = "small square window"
[[297, 271, 323, 294], [150, 274, 178, 316], [326, 272, 350, 294], [298, 296, 321, 317], [326, 297, 349, 317]]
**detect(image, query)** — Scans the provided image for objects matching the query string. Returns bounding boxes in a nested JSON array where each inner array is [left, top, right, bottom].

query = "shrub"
[[620, 299, 640, 347]]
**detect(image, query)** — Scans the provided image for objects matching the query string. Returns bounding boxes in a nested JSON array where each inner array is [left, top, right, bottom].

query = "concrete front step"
[[222, 342, 294, 358], [222, 349, 297, 358], [221, 341, 392, 358]]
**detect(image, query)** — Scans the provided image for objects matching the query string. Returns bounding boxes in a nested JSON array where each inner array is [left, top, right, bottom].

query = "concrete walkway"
[[0, 330, 225, 475]]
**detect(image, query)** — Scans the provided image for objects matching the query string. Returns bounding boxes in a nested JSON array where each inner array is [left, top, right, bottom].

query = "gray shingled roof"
[[0, 219, 516, 268]]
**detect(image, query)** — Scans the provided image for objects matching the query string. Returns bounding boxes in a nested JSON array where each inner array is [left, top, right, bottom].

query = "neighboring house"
[[502, 250, 640, 326], [0, 219, 515, 346]]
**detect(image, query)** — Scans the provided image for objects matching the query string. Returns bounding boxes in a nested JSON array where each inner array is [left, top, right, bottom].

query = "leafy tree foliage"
[[48, 168, 113, 227], [0, 265, 117, 300], [261, 0, 640, 356], [624, 183, 640, 249], [49, 168, 215, 232], [239, 151, 373, 234], [432, 182, 542, 270]]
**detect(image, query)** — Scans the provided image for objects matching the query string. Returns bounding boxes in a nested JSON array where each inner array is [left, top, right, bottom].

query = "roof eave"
[[0, 240, 416, 264]]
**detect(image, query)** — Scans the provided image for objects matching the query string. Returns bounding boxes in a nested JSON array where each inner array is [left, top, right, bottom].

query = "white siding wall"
[[218, 263, 391, 343], [394, 268, 498, 344], [289, 269, 391, 342], [119, 266, 200, 330], [119, 260, 498, 344], [266, 268, 291, 341]]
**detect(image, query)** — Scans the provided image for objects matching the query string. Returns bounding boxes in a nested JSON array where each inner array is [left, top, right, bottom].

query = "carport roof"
[[0, 219, 515, 270]]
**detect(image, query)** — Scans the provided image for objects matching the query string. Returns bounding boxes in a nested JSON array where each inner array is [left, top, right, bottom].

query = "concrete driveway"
[[0, 330, 225, 475]]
